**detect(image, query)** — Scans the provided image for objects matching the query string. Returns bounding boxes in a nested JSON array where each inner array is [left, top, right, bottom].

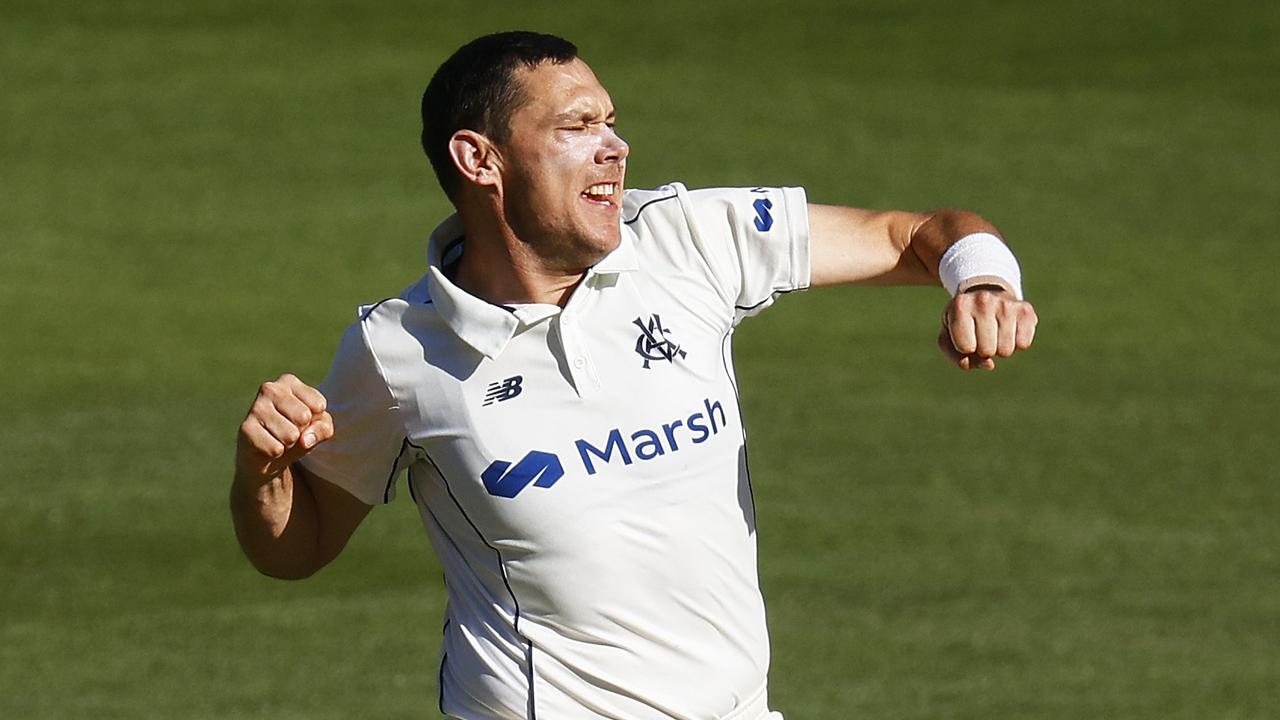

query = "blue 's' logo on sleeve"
[[752, 198, 774, 232]]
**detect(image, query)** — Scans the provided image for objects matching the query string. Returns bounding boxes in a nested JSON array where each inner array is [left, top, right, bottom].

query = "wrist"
[[938, 232, 1024, 300]]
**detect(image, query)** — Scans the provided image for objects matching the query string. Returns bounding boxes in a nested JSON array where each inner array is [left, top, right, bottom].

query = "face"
[[493, 58, 629, 271]]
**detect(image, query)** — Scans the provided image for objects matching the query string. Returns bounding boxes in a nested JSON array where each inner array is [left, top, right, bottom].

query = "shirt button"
[[573, 357, 585, 368]]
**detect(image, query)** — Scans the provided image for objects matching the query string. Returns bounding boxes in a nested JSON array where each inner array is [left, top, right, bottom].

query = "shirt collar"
[[424, 214, 637, 359]]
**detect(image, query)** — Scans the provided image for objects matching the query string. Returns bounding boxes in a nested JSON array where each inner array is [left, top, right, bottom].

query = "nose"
[[596, 127, 629, 165]]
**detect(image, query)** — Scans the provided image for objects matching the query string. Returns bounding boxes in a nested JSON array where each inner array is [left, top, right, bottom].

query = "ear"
[[448, 130, 501, 189]]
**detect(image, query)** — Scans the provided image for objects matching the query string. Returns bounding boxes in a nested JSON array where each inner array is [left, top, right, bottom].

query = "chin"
[[558, 229, 619, 272], [593, 226, 623, 257], [599, 227, 622, 251]]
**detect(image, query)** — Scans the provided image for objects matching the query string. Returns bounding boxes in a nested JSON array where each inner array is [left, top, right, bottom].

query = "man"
[[231, 31, 1037, 720]]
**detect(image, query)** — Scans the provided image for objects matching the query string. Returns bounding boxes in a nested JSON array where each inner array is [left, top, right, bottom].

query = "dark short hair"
[[421, 31, 579, 200]]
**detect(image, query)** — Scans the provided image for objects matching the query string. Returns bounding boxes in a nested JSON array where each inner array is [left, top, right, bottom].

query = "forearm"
[[230, 462, 326, 580], [808, 205, 1002, 288]]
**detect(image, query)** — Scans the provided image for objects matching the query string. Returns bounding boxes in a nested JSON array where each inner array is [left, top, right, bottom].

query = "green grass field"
[[3, 1, 1278, 717]]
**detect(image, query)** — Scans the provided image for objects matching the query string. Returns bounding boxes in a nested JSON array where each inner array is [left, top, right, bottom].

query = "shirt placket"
[[557, 284, 602, 398]]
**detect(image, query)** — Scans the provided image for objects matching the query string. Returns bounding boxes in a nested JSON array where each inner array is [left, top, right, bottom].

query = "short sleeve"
[[299, 318, 410, 505], [679, 185, 811, 323]]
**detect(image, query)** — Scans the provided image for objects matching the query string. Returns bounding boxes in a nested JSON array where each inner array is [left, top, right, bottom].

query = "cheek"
[[519, 149, 576, 192], [546, 134, 601, 172], [504, 136, 597, 200]]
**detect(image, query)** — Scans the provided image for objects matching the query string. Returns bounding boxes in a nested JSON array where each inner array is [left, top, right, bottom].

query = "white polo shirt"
[[301, 182, 810, 720]]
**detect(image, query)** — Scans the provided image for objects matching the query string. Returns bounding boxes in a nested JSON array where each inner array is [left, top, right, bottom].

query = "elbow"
[[254, 560, 321, 581], [232, 521, 327, 581], [240, 546, 325, 581]]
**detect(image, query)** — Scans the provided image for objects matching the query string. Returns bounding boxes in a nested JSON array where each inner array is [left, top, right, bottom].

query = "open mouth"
[[581, 182, 618, 207]]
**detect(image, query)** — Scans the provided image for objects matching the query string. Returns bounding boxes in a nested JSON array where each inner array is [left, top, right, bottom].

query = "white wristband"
[[938, 232, 1024, 300]]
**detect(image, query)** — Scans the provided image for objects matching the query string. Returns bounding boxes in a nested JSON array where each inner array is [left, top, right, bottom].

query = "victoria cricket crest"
[[633, 314, 687, 369]]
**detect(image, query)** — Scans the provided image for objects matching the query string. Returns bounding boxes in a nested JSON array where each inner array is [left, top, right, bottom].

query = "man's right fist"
[[236, 373, 334, 479]]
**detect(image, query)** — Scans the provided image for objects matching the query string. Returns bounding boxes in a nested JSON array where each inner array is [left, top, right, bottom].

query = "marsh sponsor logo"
[[575, 398, 726, 475], [480, 398, 728, 497]]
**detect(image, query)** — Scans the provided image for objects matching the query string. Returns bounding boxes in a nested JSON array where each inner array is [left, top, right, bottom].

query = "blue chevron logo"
[[481, 450, 565, 498]]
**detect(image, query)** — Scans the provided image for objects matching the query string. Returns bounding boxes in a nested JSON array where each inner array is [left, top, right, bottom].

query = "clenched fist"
[[236, 373, 334, 480], [937, 288, 1038, 371]]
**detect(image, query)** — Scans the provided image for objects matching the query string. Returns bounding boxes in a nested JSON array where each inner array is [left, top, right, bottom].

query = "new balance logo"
[[483, 375, 523, 406], [481, 451, 564, 498]]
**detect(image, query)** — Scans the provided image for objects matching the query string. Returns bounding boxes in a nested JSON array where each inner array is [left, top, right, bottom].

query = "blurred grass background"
[[2, 1, 1277, 718]]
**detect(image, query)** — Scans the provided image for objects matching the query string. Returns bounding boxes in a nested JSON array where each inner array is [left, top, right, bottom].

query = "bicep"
[[807, 204, 932, 287]]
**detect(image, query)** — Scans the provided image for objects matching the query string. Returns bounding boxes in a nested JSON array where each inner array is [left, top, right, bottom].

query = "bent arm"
[[230, 374, 372, 580], [807, 203, 1037, 370], [808, 204, 1002, 288]]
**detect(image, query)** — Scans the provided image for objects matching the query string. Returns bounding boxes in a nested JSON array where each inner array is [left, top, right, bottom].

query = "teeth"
[[584, 183, 615, 197]]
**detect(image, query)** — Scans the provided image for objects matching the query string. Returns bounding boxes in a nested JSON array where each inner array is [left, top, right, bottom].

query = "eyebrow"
[[554, 106, 616, 123]]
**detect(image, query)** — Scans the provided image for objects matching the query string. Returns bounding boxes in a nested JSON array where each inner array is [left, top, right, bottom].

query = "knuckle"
[[251, 396, 275, 416]]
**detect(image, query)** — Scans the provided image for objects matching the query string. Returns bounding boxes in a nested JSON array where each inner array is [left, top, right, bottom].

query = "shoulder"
[[342, 274, 451, 372], [353, 274, 431, 323], [624, 182, 807, 230], [622, 182, 685, 224], [625, 182, 753, 242]]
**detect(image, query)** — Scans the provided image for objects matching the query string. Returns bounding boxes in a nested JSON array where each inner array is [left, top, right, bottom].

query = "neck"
[[451, 208, 586, 307]]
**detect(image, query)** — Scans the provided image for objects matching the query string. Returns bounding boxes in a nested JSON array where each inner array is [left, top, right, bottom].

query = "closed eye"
[[559, 120, 615, 132]]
